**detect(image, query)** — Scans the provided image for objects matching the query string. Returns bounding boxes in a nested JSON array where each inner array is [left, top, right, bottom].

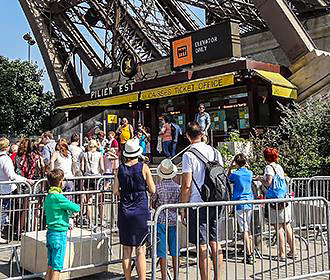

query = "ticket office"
[[144, 82, 284, 147]]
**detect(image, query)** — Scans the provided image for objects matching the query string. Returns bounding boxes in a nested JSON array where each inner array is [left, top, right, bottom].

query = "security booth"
[[55, 20, 297, 155]]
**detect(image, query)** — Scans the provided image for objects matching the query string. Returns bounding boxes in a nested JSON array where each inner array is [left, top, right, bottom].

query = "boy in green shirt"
[[44, 169, 80, 280]]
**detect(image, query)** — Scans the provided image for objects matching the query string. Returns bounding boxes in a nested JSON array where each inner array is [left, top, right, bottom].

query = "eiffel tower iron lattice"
[[19, 0, 330, 99]]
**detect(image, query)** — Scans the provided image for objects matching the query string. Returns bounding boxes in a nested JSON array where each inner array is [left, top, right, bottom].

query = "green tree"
[[0, 56, 55, 136], [250, 101, 330, 177]]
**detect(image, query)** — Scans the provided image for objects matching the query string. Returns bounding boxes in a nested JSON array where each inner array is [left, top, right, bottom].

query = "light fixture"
[[129, 102, 132, 108], [146, 103, 150, 109]]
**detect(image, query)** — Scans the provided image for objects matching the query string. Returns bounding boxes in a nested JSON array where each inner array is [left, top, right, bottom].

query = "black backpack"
[[190, 147, 231, 202], [170, 123, 176, 140]]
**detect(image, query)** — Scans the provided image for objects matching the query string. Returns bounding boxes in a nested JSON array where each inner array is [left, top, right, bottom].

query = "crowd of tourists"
[[0, 105, 293, 280]]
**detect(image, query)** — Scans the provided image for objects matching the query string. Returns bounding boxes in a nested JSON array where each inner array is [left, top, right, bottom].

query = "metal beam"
[[19, 0, 83, 98], [253, 0, 316, 63]]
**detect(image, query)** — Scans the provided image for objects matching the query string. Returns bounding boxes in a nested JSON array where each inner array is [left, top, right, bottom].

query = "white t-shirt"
[[182, 142, 223, 203], [83, 151, 102, 175], [54, 153, 73, 178], [264, 163, 285, 180], [69, 144, 84, 171]]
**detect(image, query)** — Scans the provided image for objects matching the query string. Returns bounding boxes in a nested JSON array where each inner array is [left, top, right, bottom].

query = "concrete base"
[[20, 228, 109, 279]]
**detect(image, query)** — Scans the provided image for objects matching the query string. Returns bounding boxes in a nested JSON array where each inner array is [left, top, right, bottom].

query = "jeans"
[[0, 198, 10, 229], [171, 142, 177, 157], [162, 141, 171, 158]]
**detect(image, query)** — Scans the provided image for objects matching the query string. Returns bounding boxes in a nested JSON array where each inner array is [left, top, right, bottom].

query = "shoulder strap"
[[189, 147, 208, 199], [270, 164, 277, 175], [189, 147, 209, 164]]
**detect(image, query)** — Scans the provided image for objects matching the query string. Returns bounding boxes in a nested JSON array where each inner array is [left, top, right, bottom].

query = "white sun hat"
[[123, 139, 143, 158], [157, 159, 178, 179]]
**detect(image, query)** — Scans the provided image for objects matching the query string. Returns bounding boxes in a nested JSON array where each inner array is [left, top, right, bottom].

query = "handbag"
[[265, 165, 289, 211]]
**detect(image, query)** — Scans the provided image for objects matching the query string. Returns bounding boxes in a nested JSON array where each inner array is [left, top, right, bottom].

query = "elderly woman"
[[257, 147, 294, 260], [113, 139, 156, 280]]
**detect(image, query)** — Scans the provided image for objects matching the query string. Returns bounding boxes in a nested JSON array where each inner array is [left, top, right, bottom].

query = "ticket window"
[[209, 106, 250, 132]]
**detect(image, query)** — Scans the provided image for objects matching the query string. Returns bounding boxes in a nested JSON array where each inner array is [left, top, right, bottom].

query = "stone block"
[[20, 228, 109, 279]]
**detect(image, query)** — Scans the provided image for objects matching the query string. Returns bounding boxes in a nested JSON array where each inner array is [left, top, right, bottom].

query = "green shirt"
[[44, 191, 80, 232]]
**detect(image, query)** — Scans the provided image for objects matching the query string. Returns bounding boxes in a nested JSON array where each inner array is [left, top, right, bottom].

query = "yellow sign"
[[108, 114, 118, 124], [140, 73, 234, 101]]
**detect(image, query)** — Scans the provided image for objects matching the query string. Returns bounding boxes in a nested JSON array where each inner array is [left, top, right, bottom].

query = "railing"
[[0, 176, 330, 279], [151, 197, 330, 280]]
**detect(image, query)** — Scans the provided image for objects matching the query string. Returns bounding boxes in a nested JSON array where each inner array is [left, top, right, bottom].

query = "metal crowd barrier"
[[288, 178, 310, 198], [151, 197, 330, 280], [0, 177, 121, 280]]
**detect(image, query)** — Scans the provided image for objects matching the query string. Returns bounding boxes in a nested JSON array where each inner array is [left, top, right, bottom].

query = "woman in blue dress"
[[113, 139, 156, 280]]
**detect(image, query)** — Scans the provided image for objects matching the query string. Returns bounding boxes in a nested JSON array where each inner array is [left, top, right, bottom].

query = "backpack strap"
[[189, 147, 209, 164], [188, 148, 206, 198]]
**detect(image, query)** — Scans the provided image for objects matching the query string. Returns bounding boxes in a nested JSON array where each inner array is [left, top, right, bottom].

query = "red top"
[[10, 152, 17, 163], [110, 138, 119, 149], [160, 123, 172, 142]]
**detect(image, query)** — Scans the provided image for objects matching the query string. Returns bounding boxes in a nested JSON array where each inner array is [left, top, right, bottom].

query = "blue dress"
[[117, 162, 149, 246]]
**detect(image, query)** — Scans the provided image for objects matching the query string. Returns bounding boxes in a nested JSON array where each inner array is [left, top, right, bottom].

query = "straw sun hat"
[[157, 159, 178, 179], [123, 139, 143, 158]]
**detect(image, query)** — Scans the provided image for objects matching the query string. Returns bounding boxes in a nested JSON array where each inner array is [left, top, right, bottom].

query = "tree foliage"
[[250, 101, 330, 177], [0, 57, 55, 136]]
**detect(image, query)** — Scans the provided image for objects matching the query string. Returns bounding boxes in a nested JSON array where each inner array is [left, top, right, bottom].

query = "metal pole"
[[80, 122, 84, 147], [28, 43, 31, 63]]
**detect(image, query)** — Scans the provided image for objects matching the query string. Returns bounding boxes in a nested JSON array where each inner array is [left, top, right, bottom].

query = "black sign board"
[[170, 20, 241, 70]]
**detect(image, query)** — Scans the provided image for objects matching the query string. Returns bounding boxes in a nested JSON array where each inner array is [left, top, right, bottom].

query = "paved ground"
[[0, 227, 328, 280]]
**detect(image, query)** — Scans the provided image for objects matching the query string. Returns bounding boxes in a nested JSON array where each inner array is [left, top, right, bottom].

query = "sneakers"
[[0, 237, 7, 244], [244, 255, 255, 265]]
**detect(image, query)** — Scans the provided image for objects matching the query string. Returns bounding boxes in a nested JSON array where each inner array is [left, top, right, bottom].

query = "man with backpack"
[[180, 121, 226, 280]]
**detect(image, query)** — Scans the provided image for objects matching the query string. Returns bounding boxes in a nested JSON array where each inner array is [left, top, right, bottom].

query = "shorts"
[[269, 203, 292, 224], [236, 209, 252, 232], [157, 224, 179, 258], [83, 178, 97, 190], [188, 207, 222, 245], [46, 230, 67, 271], [104, 172, 114, 186]]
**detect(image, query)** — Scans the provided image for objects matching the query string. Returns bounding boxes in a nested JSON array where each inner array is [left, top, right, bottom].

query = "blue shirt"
[[195, 112, 211, 132], [229, 167, 254, 210]]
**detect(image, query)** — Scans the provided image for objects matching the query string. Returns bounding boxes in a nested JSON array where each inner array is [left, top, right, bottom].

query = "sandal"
[[287, 252, 297, 259]]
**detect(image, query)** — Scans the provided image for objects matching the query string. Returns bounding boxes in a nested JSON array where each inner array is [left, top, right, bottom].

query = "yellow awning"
[[140, 73, 234, 101], [255, 70, 297, 99], [57, 92, 139, 109]]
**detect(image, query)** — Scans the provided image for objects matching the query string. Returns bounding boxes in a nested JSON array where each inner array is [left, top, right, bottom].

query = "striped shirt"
[[151, 179, 180, 225]]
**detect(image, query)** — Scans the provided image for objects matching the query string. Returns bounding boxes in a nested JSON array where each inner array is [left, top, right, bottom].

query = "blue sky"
[[0, 1, 204, 94], [0, 1, 52, 91]]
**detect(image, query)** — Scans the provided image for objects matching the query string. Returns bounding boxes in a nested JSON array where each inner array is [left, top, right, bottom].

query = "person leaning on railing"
[[0, 137, 33, 244]]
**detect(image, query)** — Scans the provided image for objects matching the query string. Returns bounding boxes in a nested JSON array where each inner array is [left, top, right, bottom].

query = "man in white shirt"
[[0, 137, 33, 243], [180, 122, 224, 280]]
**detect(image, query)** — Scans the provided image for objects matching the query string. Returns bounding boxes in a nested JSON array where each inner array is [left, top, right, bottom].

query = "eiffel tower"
[[19, 0, 329, 99]]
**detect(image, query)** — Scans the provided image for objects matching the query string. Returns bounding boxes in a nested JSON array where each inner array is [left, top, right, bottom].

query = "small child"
[[44, 169, 80, 280], [228, 153, 254, 264], [151, 159, 180, 280]]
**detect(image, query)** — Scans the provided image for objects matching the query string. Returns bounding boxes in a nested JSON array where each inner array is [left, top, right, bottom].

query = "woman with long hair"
[[15, 138, 45, 234], [113, 139, 156, 280], [50, 138, 74, 193]]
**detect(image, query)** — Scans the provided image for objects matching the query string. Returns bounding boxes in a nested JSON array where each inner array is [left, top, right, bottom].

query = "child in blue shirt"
[[228, 153, 254, 264]]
